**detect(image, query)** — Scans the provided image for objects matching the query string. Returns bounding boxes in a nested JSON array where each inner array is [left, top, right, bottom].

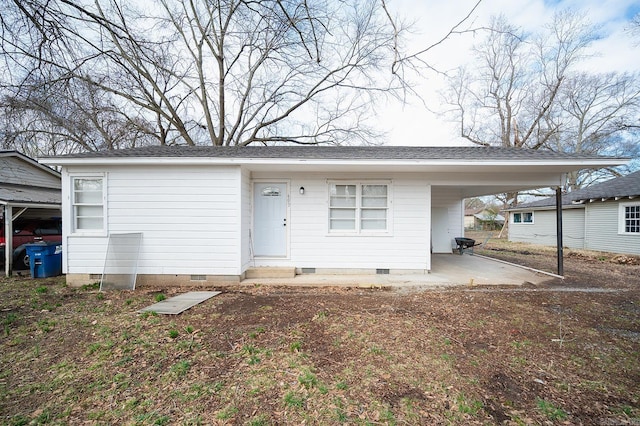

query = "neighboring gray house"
[[506, 170, 640, 255], [464, 208, 505, 231], [1, 151, 62, 275]]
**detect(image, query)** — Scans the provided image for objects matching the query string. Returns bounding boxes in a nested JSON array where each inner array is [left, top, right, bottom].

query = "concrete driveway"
[[241, 254, 558, 289]]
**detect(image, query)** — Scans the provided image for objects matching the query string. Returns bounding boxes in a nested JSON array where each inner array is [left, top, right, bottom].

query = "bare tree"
[[443, 11, 640, 204], [2, 0, 487, 153], [554, 72, 640, 191], [2, 0, 413, 149], [446, 12, 594, 150]]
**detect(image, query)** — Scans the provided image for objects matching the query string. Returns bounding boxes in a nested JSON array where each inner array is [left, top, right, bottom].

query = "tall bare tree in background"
[[445, 11, 640, 205], [2, 0, 473, 154]]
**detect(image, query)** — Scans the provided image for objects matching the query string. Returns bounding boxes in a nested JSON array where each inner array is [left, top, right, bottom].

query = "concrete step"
[[245, 267, 296, 279]]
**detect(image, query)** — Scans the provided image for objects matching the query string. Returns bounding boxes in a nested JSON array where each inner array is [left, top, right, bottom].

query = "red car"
[[0, 219, 62, 270]]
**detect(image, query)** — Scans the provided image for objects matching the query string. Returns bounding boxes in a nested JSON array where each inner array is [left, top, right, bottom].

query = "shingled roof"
[[510, 170, 640, 210], [46, 145, 618, 161]]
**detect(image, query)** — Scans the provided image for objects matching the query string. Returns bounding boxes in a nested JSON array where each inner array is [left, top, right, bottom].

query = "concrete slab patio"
[[241, 254, 558, 289]]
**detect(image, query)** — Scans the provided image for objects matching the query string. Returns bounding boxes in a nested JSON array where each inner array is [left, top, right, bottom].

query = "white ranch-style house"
[[43, 146, 624, 287], [507, 170, 640, 255]]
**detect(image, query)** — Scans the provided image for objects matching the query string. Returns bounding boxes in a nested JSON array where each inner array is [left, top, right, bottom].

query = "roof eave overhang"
[[0, 200, 61, 209], [504, 204, 586, 212], [41, 156, 626, 172]]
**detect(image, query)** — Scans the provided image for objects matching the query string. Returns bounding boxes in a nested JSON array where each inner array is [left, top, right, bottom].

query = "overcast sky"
[[381, 0, 640, 146]]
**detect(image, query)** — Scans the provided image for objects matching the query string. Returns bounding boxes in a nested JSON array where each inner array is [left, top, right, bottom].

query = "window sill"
[[69, 231, 108, 237], [327, 232, 392, 237]]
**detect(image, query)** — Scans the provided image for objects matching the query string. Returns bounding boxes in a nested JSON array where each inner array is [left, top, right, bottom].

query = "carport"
[[1, 151, 62, 277]]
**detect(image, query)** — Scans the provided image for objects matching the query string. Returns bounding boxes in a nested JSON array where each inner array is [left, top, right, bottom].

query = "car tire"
[[15, 251, 30, 270]]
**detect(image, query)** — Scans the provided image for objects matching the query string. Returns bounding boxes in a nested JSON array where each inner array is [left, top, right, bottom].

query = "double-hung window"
[[72, 176, 105, 233], [512, 212, 533, 224], [619, 203, 640, 234], [329, 183, 389, 233]]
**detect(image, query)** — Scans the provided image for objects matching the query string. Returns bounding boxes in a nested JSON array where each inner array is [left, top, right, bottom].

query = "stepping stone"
[[138, 291, 221, 315]]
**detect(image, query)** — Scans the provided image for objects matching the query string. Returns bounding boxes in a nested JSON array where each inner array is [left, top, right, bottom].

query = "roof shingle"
[[512, 170, 640, 209], [46, 145, 618, 161]]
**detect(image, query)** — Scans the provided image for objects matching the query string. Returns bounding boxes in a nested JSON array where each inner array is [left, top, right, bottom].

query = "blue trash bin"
[[25, 242, 62, 278]]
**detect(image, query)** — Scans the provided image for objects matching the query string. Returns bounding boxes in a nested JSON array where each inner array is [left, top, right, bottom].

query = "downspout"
[[555, 187, 564, 276]]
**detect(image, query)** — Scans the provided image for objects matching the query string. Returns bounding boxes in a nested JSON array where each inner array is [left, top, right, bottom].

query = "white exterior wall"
[[432, 187, 464, 251], [62, 165, 242, 276], [250, 172, 431, 272], [585, 200, 640, 255], [509, 208, 585, 249], [240, 167, 252, 273]]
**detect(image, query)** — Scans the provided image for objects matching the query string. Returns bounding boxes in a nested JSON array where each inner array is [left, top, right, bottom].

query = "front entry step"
[[245, 267, 296, 279]]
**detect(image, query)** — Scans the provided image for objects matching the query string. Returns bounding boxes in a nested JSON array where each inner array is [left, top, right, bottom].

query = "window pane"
[[75, 190, 102, 204], [361, 219, 386, 230], [330, 209, 356, 220], [626, 205, 640, 233], [362, 185, 387, 197], [329, 207, 355, 230], [77, 217, 103, 230], [76, 206, 103, 217], [330, 219, 356, 230], [330, 185, 356, 207], [74, 178, 102, 191], [361, 209, 386, 230], [74, 178, 103, 204], [361, 209, 386, 219], [524, 212, 533, 223], [361, 185, 387, 207], [513, 213, 521, 223]]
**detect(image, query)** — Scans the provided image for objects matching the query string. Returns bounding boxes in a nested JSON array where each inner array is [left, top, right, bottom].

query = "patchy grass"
[[0, 245, 639, 424]]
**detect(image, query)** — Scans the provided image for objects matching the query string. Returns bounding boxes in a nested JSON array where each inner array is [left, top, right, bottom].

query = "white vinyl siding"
[[63, 165, 242, 275], [431, 187, 464, 253], [0, 156, 61, 189], [508, 208, 585, 249], [240, 167, 252, 271], [252, 172, 429, 271], [585, 201, 640, 255]]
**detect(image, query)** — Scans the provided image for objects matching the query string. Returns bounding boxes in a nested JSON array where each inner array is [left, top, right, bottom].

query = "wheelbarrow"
[[454, 237, 481, 255]]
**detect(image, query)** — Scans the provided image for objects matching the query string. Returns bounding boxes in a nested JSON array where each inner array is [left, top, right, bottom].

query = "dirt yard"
[[1, 240, 639, 425]]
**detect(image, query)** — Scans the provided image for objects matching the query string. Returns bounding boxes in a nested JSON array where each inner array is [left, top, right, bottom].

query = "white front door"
[[432, 207, 453, 253], [253, 182, 288, 257]]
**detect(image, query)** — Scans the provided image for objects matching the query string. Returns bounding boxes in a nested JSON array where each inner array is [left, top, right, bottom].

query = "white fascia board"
[[41, 156, 626, 169], [505, 204, 585, 212], [2, 201, 61, 209]]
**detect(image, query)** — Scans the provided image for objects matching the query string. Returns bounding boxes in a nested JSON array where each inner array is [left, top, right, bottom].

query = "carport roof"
[[0, 185, 61, 206]]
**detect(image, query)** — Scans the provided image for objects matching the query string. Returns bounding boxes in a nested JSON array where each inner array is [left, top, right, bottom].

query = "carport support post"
[[555, 187, 564, 276], [3, 205, 12, 277]]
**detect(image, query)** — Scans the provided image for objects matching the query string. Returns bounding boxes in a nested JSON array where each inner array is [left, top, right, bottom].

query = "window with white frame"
[[512, 211, 534, 224], [329, 183, 389, 232], [619, 202, 640, 234], [72, 176, 105, 232]]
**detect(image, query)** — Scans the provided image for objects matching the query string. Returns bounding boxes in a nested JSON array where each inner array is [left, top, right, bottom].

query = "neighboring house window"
[[329, 183, 389, 232], [619, 203, 640, 234], [72, 176, 105, 232], [512, 212, 534, 224]]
